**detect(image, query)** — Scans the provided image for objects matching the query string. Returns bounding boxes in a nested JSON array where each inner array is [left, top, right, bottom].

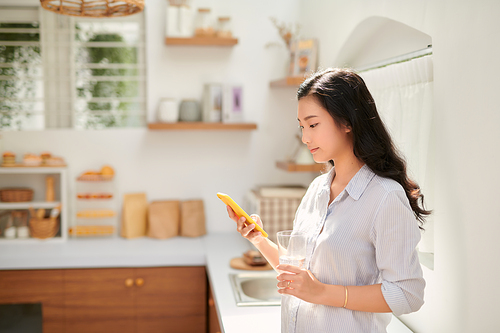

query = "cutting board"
[[230, 257, 273, 271]]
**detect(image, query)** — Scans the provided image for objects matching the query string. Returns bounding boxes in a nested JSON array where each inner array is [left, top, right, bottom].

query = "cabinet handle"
[[135, 278, 144, 287], [125, 278, 134, 287]]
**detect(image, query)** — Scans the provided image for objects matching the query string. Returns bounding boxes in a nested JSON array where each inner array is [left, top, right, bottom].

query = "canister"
[[179, 100, 201, 122]]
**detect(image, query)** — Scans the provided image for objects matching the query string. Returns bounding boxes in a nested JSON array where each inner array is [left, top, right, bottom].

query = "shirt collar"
[[320, 164, 375, 201]]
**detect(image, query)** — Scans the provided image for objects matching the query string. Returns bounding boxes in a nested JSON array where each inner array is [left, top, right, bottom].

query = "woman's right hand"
[[226, 205, 265, 245]]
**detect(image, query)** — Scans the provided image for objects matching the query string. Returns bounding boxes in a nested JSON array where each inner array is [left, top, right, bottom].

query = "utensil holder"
[[29, 217, 59, 239]]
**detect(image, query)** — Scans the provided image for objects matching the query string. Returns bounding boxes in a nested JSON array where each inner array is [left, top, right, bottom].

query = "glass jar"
[[194, 8, 214, 37], [13, 210, 29, 238], [216, 17, 232, 38]]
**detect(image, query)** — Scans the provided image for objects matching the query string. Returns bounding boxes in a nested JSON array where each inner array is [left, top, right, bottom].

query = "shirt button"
[[293, 317, 296, 322]]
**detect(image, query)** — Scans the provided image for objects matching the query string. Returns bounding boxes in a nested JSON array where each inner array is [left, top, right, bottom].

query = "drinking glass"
[[277, 230, 306, 270]]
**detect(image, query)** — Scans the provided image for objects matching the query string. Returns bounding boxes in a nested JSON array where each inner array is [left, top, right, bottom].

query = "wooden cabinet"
[[208, 284, 222, 333], [0, 266, 207, 333], [0, 269, 64, 333], [135, 267, 206, 333], [64, 268, 136, 333]]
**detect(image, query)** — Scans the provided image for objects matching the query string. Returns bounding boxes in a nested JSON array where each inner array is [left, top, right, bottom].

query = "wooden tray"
[[230, 257, 273, 271]]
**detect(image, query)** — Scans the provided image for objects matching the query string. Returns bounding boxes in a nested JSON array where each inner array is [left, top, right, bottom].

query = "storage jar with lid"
[[194, 8, 214, 37], [216, 17, 232, 38]]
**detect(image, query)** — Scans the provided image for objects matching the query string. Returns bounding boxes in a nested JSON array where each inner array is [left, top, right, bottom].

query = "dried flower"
[[266, 17, 301, 49]]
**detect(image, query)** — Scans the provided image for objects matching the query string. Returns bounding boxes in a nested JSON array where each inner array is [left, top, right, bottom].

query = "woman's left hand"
[[276, 264, 326, 304]]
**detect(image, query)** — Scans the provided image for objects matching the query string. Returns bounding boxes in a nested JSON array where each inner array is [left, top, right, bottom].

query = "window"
[[0, 8, 43, 130], [0, 7, 146, 130], [72, 15, 146, 129]]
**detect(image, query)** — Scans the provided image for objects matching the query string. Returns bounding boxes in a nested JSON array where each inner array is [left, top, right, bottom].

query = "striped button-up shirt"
[[282, 164, 425, 333]]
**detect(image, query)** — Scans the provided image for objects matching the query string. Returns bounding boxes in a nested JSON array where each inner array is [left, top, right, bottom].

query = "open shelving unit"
[[72, 175, 117, 238], [148, 122, 257, 131], [0, 167, 68, 242], [165, 36, 238, 46]]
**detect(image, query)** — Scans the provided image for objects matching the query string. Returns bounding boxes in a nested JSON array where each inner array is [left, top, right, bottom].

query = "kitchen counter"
[[0, 236, 206, 269], [0, 234, 413, 332]]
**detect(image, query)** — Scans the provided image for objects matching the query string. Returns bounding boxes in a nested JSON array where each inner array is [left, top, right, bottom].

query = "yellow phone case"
[[217, 192, 268, 238]]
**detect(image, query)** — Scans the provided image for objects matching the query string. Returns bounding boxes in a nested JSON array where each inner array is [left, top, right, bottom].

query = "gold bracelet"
[[342, 286, 348, 308]]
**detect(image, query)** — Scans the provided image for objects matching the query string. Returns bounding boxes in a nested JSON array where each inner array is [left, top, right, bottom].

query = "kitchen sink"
[[229, 272, 281, 306]]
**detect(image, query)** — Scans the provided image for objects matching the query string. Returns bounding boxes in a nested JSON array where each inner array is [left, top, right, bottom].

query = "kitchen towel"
[[180, 199, 206, 237], [148, 200, 180, 239], [121, 192, 148, 239]]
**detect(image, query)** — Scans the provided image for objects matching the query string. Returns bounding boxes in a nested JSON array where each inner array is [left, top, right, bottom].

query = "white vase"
[[157, 98, 179, 123]]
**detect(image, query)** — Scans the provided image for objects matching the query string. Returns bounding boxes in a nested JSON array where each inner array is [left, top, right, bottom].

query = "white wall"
[[0, 0, 315, 233], [4, 1, 500, 331], [298, 0, 500, 332]]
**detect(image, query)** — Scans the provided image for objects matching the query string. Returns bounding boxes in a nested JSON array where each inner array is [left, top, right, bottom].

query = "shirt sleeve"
[[372, 190, 425, 316]]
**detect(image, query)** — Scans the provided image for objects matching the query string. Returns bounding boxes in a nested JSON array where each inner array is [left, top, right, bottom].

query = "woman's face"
[[297, 95, 352, 163]]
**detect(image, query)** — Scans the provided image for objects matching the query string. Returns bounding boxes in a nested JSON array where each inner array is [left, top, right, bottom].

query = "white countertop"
[[0, 236, 206, 269], [0, 234, 412, 333]]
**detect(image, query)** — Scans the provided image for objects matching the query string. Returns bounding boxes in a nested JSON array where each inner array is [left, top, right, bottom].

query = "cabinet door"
[[208, 283, 222, 333], [64, 268, 135, 333], [0, 269, 64, 333], [135, 266, 207, 333]]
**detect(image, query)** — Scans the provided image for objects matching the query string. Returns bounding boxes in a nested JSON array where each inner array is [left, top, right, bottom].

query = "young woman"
[[226, 68, 429, 332]]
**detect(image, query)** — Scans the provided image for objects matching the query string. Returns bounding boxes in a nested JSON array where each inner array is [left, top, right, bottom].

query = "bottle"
[[4, 215, 16, 239], [46, 176, 55, 202], [13, 211, 29, 239], [178, 4, 193, 37], [166, 3, 180, 37]]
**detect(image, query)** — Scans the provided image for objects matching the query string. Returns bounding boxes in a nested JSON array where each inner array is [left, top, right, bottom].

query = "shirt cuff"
[[381, 280, 412, 316]]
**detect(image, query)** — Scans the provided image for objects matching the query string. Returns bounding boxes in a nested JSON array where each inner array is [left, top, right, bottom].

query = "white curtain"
[[360, 55, 434, 253]]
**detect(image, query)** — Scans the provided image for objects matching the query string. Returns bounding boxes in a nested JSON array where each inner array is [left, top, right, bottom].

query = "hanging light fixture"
[[40, 0, 144, 18]]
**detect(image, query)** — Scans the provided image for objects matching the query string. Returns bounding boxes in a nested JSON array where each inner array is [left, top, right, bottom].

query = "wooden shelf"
[[165, 36, 238, 46], [270, 76, 306, 87], [276, 161, 326, 172], [148, 122, 257, 130], [0, 201, 62, 210]]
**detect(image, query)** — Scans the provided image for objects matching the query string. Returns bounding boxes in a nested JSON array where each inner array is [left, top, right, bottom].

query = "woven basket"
[[40, 0, 144, 18], [0, 188, 34, 202], [29, 217, 59, 239]]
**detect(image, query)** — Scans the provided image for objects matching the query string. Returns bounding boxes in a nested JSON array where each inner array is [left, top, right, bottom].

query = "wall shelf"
[[276, 161, 326, 172], [165, 37, 238, 46], [270, 76, 306, 87], [148, 122, 257, 131]]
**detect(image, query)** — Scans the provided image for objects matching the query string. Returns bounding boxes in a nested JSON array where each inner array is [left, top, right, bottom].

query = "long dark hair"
[[297, 68, 431, 228]]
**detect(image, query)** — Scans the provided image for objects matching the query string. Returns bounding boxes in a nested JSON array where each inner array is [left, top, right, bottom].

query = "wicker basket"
[[29, 217, 59, 239], [40, 0, 144, 18], [0, 188, 34, 202]]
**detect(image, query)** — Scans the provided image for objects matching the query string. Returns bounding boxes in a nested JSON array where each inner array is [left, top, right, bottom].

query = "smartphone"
[[217, 192, 268, 238]]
